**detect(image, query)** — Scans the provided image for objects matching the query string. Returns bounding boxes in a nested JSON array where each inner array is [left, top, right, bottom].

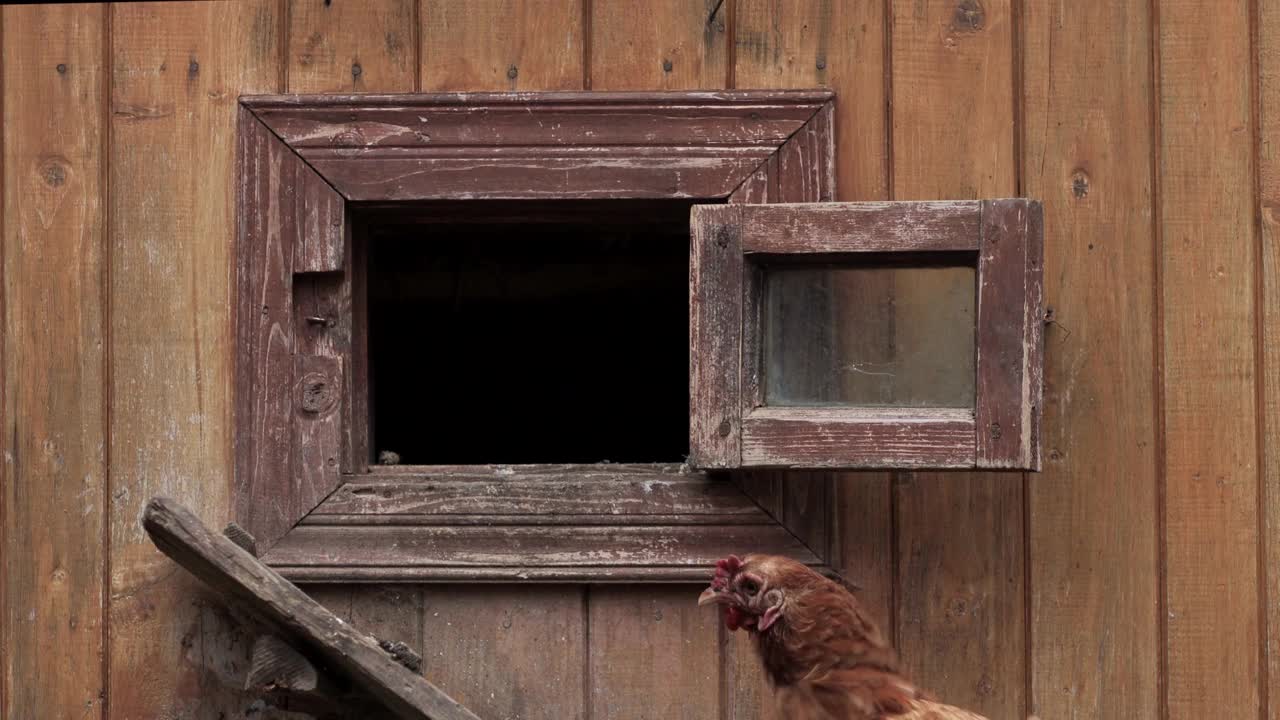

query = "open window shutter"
[[689, 199, 1043, 471]]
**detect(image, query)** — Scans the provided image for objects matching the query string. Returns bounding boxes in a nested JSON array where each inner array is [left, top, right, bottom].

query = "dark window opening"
[[362, 201, 696, 465]]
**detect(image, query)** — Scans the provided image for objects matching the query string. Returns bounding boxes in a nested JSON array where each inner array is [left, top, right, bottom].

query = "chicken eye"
[[740, 578, 760, 596]]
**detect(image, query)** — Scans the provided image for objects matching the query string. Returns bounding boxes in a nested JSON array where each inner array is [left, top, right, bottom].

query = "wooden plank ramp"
[[142, 496, 480, 720]]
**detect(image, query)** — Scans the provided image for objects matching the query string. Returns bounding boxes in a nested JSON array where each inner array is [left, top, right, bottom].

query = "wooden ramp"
[[142, 496, 481, 720]]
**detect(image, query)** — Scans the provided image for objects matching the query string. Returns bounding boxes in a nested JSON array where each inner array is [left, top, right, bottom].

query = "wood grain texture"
[[421, 586, 586, 719], [893, 473, 1024, 714], [308, 151, 771, 201], [689, 204, 743, 468], [737, 201, 983, 254], [247, 91, 828, 147], [292, 166, 344, 273], [310, 584, 424, 657], [293, 354, 343, 512], [740, 408, 978, 469], [588, 586, 721, 719], [421, 0, 584, 91], [143, 497, 479, 720], [234, 111, 299, 550], [287, 0, 415, 93], [1, 6, 106, 717], [264, 523, 819, 578], [108, 4, 282, 717], [589, 0, 727, 90], [975, 199, 1043, 470], [1158, 0, 1262, 717], [1262, 0, 1280, 708], [735, 0, 888, 200], [734, 0, 896, 658], [1020, 2, 1161, 718], [309, 465, 764, 518], [889, 0, 1025, 716]]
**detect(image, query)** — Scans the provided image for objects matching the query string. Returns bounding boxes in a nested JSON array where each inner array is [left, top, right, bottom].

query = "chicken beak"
[[697, 587, 721, 607]]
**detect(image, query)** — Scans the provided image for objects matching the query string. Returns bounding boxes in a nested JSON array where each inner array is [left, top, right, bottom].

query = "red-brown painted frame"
[[689, 200, 1044, 471], [234, 91, 842, 583]]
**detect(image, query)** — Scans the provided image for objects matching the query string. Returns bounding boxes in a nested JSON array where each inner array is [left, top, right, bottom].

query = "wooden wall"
[[0, 1, 1274, 718]]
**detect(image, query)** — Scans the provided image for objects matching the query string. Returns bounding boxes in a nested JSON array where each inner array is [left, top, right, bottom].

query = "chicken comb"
[[711, 555, 743, 590]]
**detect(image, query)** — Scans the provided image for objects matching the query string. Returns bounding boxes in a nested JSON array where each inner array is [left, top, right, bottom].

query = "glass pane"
[[764, 265, 976, 407]]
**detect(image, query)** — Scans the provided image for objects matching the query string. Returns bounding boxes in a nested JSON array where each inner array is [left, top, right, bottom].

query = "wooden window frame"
[[234, 90, 847, 583], [690, 199, 1044, 471]]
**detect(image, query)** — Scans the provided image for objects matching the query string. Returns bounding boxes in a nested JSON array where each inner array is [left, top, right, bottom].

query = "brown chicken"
[[697, 554, 991, 720]]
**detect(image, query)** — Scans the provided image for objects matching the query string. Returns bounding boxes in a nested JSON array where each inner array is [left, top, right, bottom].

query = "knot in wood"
[[714, 225, 732, 249], [988, 422, 1002, 440], [952, 0, 985, 31], [1071, 169, 1090, 199], [717, 420, 732, 437], [39, 157, 68, 188], [299, 372, 338, 415]]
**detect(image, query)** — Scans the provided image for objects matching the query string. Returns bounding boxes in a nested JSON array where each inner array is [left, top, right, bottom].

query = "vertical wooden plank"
[[287, 0, 416, 92], [235, 110, 299, 550], [689, 204, 742, 469], [1263, 0, 1280, 708], [109, 3, 281, 716], [735, 0, 895, 658], [293, 167, 344, 273], [291, 0, 424, 657], [732, 7, 893, 715], [418, 13, 590, 719], [975, 198, 1039, 470], [889, 1, 1024, 716], [1159, 0, 1262, 717], [735, 0, 888, 199], [1021, 2, 1161, 718], [589, 586, 720, 720], [421, 0, 584, 91], [893, 473, 1024, 711], [589, 0, 727, 90], [1, 6, 106, 718], [293, 354, 342, 506], [422, 586, 585, 719]]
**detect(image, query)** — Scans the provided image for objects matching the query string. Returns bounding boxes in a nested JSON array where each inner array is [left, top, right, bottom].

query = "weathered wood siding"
[[0, 1, 1274, 718]]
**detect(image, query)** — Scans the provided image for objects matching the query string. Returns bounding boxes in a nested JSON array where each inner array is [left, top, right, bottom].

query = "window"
[[234, 91, 1042, 584], [361, 201, 693, 465], [691, 200, 1043, 470]]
